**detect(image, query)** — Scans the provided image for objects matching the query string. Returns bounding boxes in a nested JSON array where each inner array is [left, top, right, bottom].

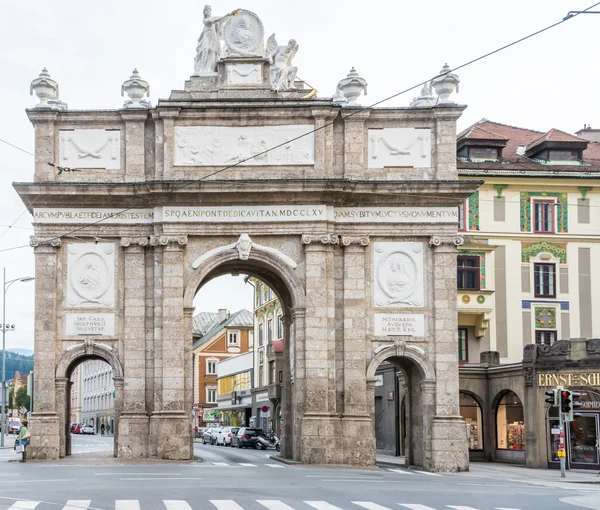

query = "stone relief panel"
[[368, 128, 431, 168], [174, 126, 314, 166], [223, 9, 265, 57], [67, 243, 115, 308], [225, 63, 263, 85], [373, 242, 424, 307], [59, 129, 121, 169]]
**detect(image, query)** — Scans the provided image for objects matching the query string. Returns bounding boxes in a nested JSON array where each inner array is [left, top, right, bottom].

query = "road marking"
[[116, 502, 140, 510], [352, 503, 392, 510], [397, 505, 437, 510], [164, 501, 192, 510], [265, 463, 284, 468], [412, 471, 441, 476], [8, 502, 40, 510], [387, 469, 415, 475], [63, 500, 91, 510], [210, 501, 245, 510], [447, 507, 481, 510], [121, 478, 203, 481], [95, 473, 183, 476], [0, 480, 77, 484], [305, 502, 344, 510], [257, 501, 296, 510], [496, 508, 523, 510], [213, 462, 229, 466], [239, 463, 256, 467]]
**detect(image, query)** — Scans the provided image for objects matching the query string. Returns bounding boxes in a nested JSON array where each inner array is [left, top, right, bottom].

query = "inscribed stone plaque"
[[67, 243, 115, 308], [374, 313, 425, 336], [368, 128, 431, 168], [66, 313, 115, 335], [373, 242, 424, 307]]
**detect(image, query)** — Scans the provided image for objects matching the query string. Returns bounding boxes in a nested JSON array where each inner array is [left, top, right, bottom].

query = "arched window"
[[459, 392, 483, 450], [496, 391, 525, 450]]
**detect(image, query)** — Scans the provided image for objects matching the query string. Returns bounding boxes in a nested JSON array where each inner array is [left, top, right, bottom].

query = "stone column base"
[[299, 413, 343, 464], [429, 415, 469, 472], [153, 411, 193, 460], [117, 413, 149, 459], [341, 414, 375, 466], [27, 412, 60, 460]]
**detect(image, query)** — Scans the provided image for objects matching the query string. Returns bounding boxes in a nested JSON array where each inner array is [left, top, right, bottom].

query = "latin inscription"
[[65, 313, 115, 335], [374, 313, 425, 336]]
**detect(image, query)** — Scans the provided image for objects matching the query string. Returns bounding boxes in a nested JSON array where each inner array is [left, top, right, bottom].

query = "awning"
[[216, 403, 252, 411]]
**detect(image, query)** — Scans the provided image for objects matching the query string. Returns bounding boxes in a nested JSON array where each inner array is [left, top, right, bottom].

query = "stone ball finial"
[[30, 67, 64, 109], [333, 67, 368, 106], [430, 62, 460, 104], [121, 68, 151, 109]]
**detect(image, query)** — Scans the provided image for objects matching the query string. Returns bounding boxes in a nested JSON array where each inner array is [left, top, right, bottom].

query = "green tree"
[[15, 387, 29, 412], [8, 387, 14, 410]]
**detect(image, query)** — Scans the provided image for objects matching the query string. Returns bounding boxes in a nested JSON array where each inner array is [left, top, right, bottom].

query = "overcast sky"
[[0, 0, 598, 350]]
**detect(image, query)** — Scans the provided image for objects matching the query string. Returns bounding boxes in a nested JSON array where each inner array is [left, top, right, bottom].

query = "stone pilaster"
[[117, 238, 149, 458], [341, 109, 371, 179], [56, 377, 68, 458], [429, 235, 469, 472], [288, 306, 305, 462], [311, 107, 335, 178], [433, 115, 459, 180], [113, 376, 124, 457], [28, 237, 61, 460], [120, 110, 148, 182], [158, 108, 180, 180], [27, 110, 58, 181]]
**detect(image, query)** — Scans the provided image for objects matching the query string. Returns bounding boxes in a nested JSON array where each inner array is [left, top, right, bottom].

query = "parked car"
[[81, 425, 95, 435], [232, 427, 264, 448], [216, 426, 240, 446], [8, 418, 21, 435], [202, 427, 222, 445], [194, 427, 206, 439]]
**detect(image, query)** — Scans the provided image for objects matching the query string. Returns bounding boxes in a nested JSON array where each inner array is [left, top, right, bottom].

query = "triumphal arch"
[[18, 7, 478, 471]]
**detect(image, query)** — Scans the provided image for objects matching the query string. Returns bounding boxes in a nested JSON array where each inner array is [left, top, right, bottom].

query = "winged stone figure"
[[266, 34, 299, 92]]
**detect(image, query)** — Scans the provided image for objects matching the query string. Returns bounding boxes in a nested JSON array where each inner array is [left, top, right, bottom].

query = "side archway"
[[367, 342, 436, 382], [56, 341, 124, 380]]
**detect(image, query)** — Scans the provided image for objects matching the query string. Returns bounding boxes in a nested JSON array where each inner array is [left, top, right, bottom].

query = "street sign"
[[261, 405, 269, 413], [19, 407, 27, 415]]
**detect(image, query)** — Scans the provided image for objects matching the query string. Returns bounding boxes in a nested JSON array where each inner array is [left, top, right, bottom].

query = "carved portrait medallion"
[[223, 10, 264, 57], [67, 243, 115, 307], [374, 242, 424, 307]]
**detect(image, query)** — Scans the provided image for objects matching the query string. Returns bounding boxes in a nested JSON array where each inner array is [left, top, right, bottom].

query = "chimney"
[[218, 309, 229, 323], [575, 124, 600, 143]]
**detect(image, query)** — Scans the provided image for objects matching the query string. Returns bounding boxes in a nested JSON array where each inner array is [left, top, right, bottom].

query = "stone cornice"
[[301, 233, 339, 245], [340, 235, 370, 247]]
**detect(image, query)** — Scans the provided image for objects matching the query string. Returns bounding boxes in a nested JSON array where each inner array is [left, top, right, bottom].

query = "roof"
[[526, 128, 589, 155], [457, 119, 600, 175], [193, 312, 219, 337], [192, 309, 253, 350], [458, 124, 509, 142]]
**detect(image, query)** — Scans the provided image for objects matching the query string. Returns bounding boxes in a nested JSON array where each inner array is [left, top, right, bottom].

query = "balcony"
[[266, 339, 284, 361], [458, 289, 494, 337], [268, 382, 282, 402]]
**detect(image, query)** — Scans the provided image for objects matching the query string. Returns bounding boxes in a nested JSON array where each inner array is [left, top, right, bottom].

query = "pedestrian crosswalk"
[[2, 499, 535, 510], [208, 462, 285, 468]]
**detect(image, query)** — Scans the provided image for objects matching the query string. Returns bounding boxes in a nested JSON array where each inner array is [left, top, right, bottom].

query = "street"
[[0, 436, 599, 510]]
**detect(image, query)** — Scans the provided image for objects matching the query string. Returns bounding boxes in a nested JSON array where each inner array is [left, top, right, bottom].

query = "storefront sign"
[[65, 313, 115, 335], [537, 373, 600, 387], [374, 314, 425, 336]]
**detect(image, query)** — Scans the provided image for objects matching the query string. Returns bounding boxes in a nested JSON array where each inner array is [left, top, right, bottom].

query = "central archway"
[[184, 241, 306, 459]]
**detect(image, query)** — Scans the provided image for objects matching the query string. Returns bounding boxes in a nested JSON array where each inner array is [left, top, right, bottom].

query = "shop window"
[[460, 392, 483, 450], [533, 200, 554, 233], [277, 315, 283, 339], [535, 330, 557, 346], [458, 201, 466, 231], [458, 328, 468, 363], [258, 323, 264, 346], [206, 359, 217, 375], [534, 263, 556, 298], [496, 391, 525, 450], [457, 256, 480, 291]]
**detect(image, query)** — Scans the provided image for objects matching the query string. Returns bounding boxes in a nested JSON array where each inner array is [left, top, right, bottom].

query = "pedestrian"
[[18, 420, 31, 463], [101, 423, 105, 436], [106, 424, 111, 435]]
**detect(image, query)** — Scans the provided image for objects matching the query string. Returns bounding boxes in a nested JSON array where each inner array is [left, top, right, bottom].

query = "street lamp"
[[1, 268, 34, 447]]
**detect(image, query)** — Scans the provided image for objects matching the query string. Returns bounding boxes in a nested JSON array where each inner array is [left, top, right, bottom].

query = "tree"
[[15, 387, 29, 412], [8, 387, 14, 410]]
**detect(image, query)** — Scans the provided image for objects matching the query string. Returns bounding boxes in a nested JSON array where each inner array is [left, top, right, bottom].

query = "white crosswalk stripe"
[[213, 462, 229, 466], [257, 501, 296, 510], [412, 471, 441, 477], [353, 503, 392, 510], [116, 501, 140, 510], [63, 501, 91, 510], [239, 463, 256, 467], [397, 505, 437, 510], [447, 507, 480, 510], [265, 463, 284, 468], [305, 502, 344, 510], [163, 501, 192, 510], [8, 502, 40, 510], [210, 501, 245, 510], [387, 469, 415, 475]]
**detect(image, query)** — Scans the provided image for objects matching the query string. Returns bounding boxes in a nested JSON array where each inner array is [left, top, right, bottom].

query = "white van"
[[8, 417, 21, 434]]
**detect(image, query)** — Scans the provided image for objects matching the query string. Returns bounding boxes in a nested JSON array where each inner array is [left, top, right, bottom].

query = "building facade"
[[69, 365, 82, 425], [216, 351, 253, 427], [78, 360, 115, 434], [192, 309, 253, 427]]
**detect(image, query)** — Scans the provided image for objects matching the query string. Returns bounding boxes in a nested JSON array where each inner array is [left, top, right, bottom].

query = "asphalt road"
[[0, 437, 598, 510]]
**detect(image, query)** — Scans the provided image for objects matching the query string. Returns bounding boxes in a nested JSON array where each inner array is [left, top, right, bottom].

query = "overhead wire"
[[0, 3, 598, 254]]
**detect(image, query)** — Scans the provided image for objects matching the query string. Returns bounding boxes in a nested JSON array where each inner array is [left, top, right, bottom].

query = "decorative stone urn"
[[30, 68, 59, 108], [430, 63, 459, 104], [121, 69, 151, 109], [334, 67, 367, 106]]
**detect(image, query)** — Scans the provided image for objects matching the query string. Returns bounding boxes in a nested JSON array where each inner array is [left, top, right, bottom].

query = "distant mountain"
[[7, 348, 34, 356], [0, 350, 34, 381]]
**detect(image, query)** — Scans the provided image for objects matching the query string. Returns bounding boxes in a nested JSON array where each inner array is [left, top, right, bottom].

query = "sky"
[[0, 0, 598, 350]]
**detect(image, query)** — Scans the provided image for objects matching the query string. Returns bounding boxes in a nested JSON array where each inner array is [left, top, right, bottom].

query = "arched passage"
[[366, 342, 437, 469], [493, 389, 526, 463], [55, 341, 124, 458], [184, 242, 305, 460]]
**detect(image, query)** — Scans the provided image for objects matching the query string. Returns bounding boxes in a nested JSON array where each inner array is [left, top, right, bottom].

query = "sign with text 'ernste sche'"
[[537, 372, 600, 387]]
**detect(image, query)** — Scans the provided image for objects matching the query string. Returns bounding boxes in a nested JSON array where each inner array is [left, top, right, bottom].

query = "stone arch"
[[56, 341, 124, 379], [492, 389, 526, 456], [367, 342, 436, 382], [460, 388, 485, 410]]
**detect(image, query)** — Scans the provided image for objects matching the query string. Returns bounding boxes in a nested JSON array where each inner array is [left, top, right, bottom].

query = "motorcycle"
[[255, 434, 279, 450]]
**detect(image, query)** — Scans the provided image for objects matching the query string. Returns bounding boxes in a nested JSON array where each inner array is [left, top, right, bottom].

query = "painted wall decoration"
[[367, 128, 431, 168], [374, 242, 424, 307], [468, 191, 479, 231], [521, 241, 567, 264], [535, 307, 557, 329], [67, 243, 115, 307], [461, 250, 486, 289], [520, 192, 568, 233], [59, 129, 121, 170], [174, 125, 314, 166]]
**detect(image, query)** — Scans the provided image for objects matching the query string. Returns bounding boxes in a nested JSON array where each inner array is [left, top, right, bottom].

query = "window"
[[258, 365, 264, 386], [533, 200, 554, 233], [496, 391, 525, 450], [228, 331, 239, 345], [468, 146, 499, 160], [458, 328, 468, 363], [269, 361, 275, 385], [248, 330, 254, 348], [207, 389, 217, 403], [259, 349, 264, 365], [457, 256, 480, 291], [267, 319, 273, 342], [534, 263, 556, 298], [458, 200, 466, 231], [535, 330, 557, 346], [548, 150, 579, 162], [459, 392, 483, 450], [258, 323, 264, 346], [277, 315, 283, 339], [206, 359, 217, 375]]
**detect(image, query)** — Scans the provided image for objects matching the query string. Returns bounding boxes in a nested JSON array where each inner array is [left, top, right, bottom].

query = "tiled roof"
[[193, 312, 219, 337], [457, 119, 600, 174], [458, 124, 508, 141], [526, 128, 589, 153], [192, 309, 253, 350]]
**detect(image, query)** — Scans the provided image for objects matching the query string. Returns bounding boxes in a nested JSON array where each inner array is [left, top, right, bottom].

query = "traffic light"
[[560, 390, 572, 415], [544, 389, 558, 406], [571, 391, 582, 419]]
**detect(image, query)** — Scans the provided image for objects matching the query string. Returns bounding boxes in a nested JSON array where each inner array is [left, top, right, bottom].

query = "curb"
[[269, 454, 300, 466]]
